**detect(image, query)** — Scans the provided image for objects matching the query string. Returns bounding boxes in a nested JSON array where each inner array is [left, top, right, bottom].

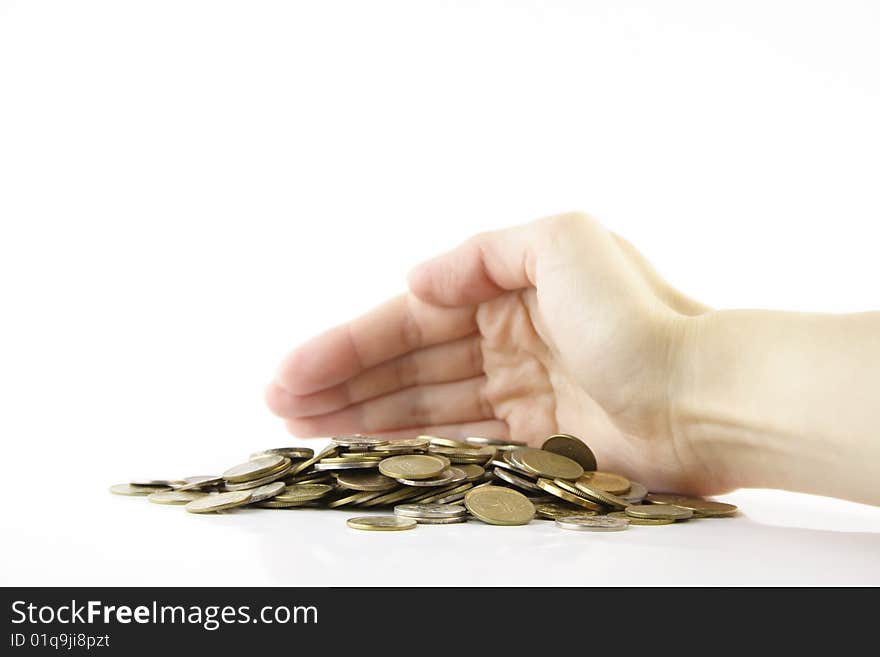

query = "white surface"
[[3, 461, 880, 586], [2, 1, 880, 586]]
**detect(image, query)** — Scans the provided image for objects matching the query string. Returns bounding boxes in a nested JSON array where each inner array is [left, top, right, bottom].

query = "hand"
[[266, 213, 717, 495]]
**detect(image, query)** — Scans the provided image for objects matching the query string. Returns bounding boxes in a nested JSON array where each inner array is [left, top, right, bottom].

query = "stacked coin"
[[110, 433, 738, 532]]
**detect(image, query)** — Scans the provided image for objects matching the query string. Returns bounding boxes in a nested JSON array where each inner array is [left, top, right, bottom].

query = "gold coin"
[[184, 491, 252, 514], [346, 516, 417, 531], [319, 456, 384, 463], [222, 461, 293, 490], [508, 448, 584, 480], [464, 436, 527, 447], [147, 490, 206, 505], [327, 490, 385, 508], [435, 490, 472, 505], [458, 464, 486, 482], [256, 499, 321, 509], [378, 454, 450, 480], [222, 455, 289, 483], [497, 453, 539, 479], [464, 486, 535, 526], [608, 511, 673, 526], [541, 434, 597, 471], [645, 493, 738, 517], [335, 470, 398, 492], [273, 483, 334, 503], [621, 482, 649, 504], [109, 483, 171, 496], [285, 472, 333, 485], [368, 437, 430, 452], [422, 436, 482, 450], [395, 468, 461, 487], [246, 481, 287, 504], [625, 504, 693, 521], [534, 501, 597, 520], [358, 486, 419, 508], [428, 445, 495, 464], [249, 447, 314, 460], [242, 456, 292, 479], [289, 444, 339, 476], [413, 482, 473, 505], [535, 478, 603, 511], [577, 471, 630, 494], [569, 479, 629, 510]]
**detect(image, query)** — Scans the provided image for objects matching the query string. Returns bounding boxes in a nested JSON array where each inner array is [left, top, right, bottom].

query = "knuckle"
[[536, 211, 598, 249]]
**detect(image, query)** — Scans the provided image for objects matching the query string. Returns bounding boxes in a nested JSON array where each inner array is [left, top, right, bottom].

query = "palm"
[[473, 286, 696, 493], [268, 214, 714, 495]]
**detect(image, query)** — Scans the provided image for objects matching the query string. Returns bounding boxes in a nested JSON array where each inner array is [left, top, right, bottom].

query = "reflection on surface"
[[228, 508, 880, 586], [5, 487, 878, 586]]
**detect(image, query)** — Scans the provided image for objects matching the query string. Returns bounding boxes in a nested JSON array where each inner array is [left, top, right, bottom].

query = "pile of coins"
[[110, 434, 738, 532]]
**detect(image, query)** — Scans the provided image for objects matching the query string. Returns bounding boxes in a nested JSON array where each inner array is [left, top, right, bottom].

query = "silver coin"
[[555, 515, 630, 532], [314, 459, 381, 471], [332, 435, 389, 448], [395, 468, 457, 487], [498, 452, 539, 479], [445, 467, 468, 484], [411, 516, 468, 525], [394, 503, 467, 519], [174, 476, 224, 491], [621, 481, 648, 504], [493, 466, 543, 493], [129, 479, 182, 488], [109, 483, 171, 496], [246, 481, 287, 504], [365, 438, 429, 452]]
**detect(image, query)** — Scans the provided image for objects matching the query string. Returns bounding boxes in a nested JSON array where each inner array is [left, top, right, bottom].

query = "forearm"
[[672, 310, 880, 504]]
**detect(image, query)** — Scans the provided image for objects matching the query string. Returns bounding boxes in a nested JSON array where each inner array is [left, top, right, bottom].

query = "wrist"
[[667, 311, 779, 492]]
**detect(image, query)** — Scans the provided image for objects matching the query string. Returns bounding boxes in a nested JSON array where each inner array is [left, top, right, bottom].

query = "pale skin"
[[266, 213, 880, 506]]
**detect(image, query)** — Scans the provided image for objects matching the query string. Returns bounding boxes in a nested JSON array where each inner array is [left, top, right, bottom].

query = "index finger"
[[274, 293, 477, 396]]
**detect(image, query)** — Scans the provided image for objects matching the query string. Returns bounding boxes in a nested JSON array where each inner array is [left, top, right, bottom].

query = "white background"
[[1, 1, 879, 585]]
